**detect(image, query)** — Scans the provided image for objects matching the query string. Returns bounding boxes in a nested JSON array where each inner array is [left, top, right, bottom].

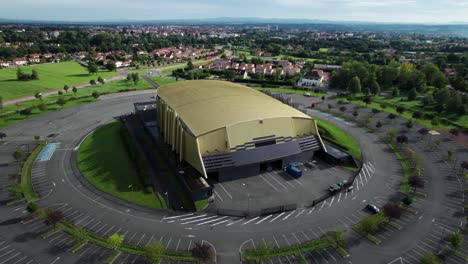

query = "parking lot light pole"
[[242, 183, 250, 216], [165, 191, 169, 208]]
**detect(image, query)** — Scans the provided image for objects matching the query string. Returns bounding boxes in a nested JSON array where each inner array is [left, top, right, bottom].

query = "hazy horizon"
[[1, 0, 468, 24]]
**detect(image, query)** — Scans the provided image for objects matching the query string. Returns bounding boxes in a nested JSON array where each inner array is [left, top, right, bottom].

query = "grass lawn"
[[314, 117, 362, 160], [21, 143, 46, 202], [0, 61, 116, 101], [77, 121, 166, 209], [255, 87, 325, 96], [149, 77, 177, 86], [0, 79, 152, 128], [160, 60, 212, 75]]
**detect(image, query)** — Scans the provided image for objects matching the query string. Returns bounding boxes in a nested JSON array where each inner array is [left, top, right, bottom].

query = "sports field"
[[0, 61, 116, 100]]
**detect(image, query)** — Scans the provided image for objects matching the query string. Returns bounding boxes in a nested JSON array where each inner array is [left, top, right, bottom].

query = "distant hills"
[[1, 17, 468, 37]]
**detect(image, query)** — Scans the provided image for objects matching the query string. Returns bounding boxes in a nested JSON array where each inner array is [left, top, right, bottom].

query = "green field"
[[77, 121, 166, 209], [150, 76, 177, 86], [315, 117, 362, 160], [0, 79, 152, 128], [0, 61, 116, 101]]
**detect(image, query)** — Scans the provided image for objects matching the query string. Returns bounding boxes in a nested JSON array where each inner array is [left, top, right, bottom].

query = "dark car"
[[365, 204, 380, 214]]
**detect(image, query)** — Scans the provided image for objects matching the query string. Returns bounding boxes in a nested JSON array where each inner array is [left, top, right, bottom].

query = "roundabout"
[[0, 82, 466, 264]]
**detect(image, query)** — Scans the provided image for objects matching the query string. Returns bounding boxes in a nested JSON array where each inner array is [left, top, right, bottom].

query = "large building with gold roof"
[[156, 80, 326, 181]]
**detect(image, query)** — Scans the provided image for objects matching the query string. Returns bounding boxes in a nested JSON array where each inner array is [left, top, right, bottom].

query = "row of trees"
[[16, 68, 39, 81]]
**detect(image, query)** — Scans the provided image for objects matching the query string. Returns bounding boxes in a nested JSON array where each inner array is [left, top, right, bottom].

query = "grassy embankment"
[[77, 121, 166, 209]]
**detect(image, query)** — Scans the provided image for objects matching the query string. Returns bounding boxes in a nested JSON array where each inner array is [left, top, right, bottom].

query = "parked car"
[[365, 204, 380, 214], [286, 164, 302, 178], [304, 93, 311, 97]]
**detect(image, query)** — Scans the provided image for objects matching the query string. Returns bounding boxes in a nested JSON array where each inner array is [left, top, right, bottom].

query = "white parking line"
[[337, 192, 342, 203], [226, 218, 245, 226], [179, 214, 207, 221], [218, 183, 233, 199], [163, 213, 194, 220], [295, 210, 305, 218], [255, 215, 272, 224], [328, 197, 335, 207], [308, 207, 315, 214], [242, 217, 260, 225], [0, 252, 21, 264], [181, 216, 218, 225], [211, 218, 232, 226], [213, 190, 223, 202], [282, 210, 295, 221], [270, 212, 285, 222], [259, 175, 281, 192], [197, 216, 228, 226]]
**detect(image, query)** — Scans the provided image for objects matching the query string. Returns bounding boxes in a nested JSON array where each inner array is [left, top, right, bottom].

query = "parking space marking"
[[337, 192, 342, 203], [256, 215, 272, 224], [181, 215, 218, 225], [197, 216, 228, 226], [328, 197, 335, 207], [0, 252, 21, 264], [242, 217, 260, 225], [218, 183, 233, 199], [165, 238, 172, 249], [270, 212, 285, 222], [226, 218, 244, 226], [213, 190, 224, 202], [211, 218, 232, 226], [179, 214, 207, 221], [260, 175, 281, 192], [282, 210, 295, 221], [308, 207, 315, 214], [162, 213, 194, 220], [295, 210, 305, 218]]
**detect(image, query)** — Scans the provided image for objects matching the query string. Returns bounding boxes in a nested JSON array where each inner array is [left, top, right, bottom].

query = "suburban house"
[[28, 54, 41, 63], [13, 58, 28, 66], [297, 69, 330, 88], [0, 61, 11, 68]]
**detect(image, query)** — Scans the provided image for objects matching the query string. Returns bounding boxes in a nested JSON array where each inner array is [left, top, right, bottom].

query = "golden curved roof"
[[157, 80, 311, 136]]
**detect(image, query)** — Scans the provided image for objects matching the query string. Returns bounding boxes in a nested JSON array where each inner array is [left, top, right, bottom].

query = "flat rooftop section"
[[157, 80, 312, 136]]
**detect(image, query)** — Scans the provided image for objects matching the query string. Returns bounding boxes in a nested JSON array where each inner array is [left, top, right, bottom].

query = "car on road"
[[328, 180, 348, 193], [365, 204, 380, 214]]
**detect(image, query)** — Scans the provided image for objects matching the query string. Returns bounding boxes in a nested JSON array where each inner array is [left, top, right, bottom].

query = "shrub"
[[27, 202, 38, 212], [45, 210, 64, 225], [402, 196, 412, 206], [191, 242, 213, 262]]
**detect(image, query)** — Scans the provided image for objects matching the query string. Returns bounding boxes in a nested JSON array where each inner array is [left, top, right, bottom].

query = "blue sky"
[[1, 0, 468, 23]]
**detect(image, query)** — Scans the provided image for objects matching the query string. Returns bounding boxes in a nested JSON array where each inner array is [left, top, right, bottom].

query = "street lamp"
[[242, 183, 250, 216], [128, 184, 133, 192], [164, 191, 169, 208]]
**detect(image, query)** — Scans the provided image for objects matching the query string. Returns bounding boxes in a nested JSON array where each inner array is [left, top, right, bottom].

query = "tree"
[[383, 203, 402, 221], [420, 253, 442, 264], [448, 232, 463, 250], [327, 104, 333, 111], [369, 79, 380, 95], [449, 128, 459, 136], [58, 90, 63, 96], [92, 91, 100, 99], [412, 111, 423, 119], [56, 97, 66, 107], [131, 73, 140, 84], [72, 86, 78, 95], [126, 74, 132, 81], [372, 108, 380, 114], [387, 129, 397, 141], [387, 113, 397, 122], [339, 106, 347, 112], [363, 97, 372, 105], [405, 120, 414, 130], [87, 62, 98, 75], [34, 92, 42, 100], [447, 150, 453, 161], [106, 61, 116, 72], [376, 120, 382, 128], [34, 135, 40, 141], [45, 210, 64, 225], [407, 88, 417, 101], [352, 110, 359, 119], [107, 233, 124, 249], [19, 108, 32, 117], [396, 106, 405, 114], [7, 183, 23, 198], [0, 132, 6, 141], [328, 228, 347, 247], [191, 242, 213, 262], [0, 95, 3, 110], [16, 67, 27, 80], [97, 76, 105, 84], [461, 161, 468, 174], [402, 195, 412, 206], [418, 128, 429, 138], [409, 175, 424, 192], [186, 60, 194, 71], [31, 69, 39, 80], [145, 241, 165, 261], [90, 80, 96, 85], [392, 87, 400, 97], [396, 134, 408, 144], [359, 216, 380, 235], [13, 148, 26, 161], [348, 76, 362, 94], [63, 85, 69, 93]]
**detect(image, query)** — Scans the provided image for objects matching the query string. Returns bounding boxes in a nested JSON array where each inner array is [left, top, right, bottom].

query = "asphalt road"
[[0, 88, 466, 264]]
